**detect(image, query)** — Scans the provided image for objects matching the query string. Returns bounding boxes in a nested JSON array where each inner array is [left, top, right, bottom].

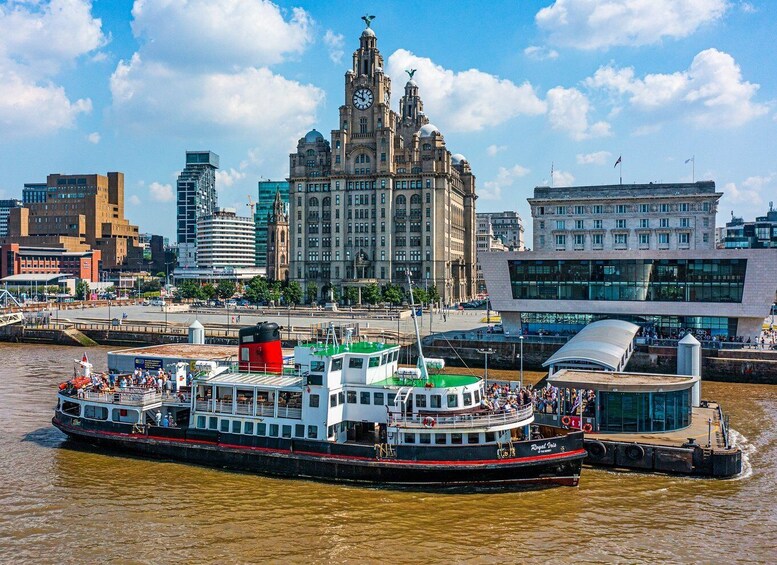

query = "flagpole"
[[692, 155, 695, 183], [619, 160, 622, 185]]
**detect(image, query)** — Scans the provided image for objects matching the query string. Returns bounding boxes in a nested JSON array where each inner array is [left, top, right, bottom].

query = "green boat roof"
[[370, 373, 480, 388], [300, 341, 400, 357]]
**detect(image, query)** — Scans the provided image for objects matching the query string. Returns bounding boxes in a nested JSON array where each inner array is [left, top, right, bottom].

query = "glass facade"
[[519, 312, 737, 337], [509, 259, 746, 303], [598, 389, 692, 433]]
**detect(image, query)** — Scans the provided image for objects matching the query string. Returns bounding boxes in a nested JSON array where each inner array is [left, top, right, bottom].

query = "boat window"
[[360, 392, 370, 404], [282, 425, 292, 438], [83, 405, 108, 420], [467, 433, 480, 444], [485, 432, 496, 443], [309, 394, 320, 408], [474, 390, 480, 404], [220, 419, 230, 432], [295, 424, 305, 438], [331, 358, 343, 371], [373, 392, 385, 404], [338, 391, 345, 404], [209, 417, 218, 430], [327, 425, 335, 438], [279, 391, 302, 411], [244, 421, 254, 435], [330, 393, 337, 407], [404, 433, 415, 444], [311, 361, 325, 372], [232, 421, 241, 434], [435, 433, 447, 445], [62, 401, 80, 416], [307, 373, 323, 386], [347, 391, 357, 404], [451, 433, 463, 445], [419, 433, 431, 444], [447, 394, 459, 408], [307, 425, 317, 439], [368, 356, 380, 368], [197, 415, 206, 428], [349, 358, 364, 369], [257, 423, 267, 436], [463, 392, 472, 406], [430, 395, 441, 408], [387, 393, 396, 406], [392, 351, 399, 362], [381, 354, 388, 365], [415, 394, 427, 408]]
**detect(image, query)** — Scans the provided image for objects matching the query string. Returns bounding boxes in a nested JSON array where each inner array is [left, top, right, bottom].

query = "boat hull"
[[52, 413, 584, 489]]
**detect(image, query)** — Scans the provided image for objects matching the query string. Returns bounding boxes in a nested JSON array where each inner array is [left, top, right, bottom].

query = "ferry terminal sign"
[[134, 357, 163, 371]]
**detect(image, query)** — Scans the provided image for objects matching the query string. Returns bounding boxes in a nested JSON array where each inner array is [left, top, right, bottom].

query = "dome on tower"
[[418, 123, 440, 137], [361, 28, 375, 37], [406, 79, 417, 88], [451, 153, 467, 165], [304, 129, 324, 143]]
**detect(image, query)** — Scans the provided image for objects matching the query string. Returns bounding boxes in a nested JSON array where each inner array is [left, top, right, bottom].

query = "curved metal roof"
[[542, 319, 640, 371]]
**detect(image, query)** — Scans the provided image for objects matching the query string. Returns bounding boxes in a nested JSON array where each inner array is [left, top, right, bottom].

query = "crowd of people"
[[484, 381, 596, 417]]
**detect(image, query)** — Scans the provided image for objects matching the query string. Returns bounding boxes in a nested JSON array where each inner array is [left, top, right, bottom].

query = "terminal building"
[[479, 249, 777, 340]]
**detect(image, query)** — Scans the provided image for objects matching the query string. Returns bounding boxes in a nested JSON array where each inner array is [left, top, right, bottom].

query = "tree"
[[202, 283, 216, 300], [244, 276, 269, 304], [75, 280, 90, 300], [156, 271, 166, 279], [344, 287, 359, 305], [382, 283, 403, 306], [216, 280, 236, 300], [282, 281, 303, 306], [409, 287, 428, 306], [306, 282, 319, 304], [141, 279, 161, 293], [362, 283, 381, 306], [427, 284, 440, 305], [268, 281, 282, 305]]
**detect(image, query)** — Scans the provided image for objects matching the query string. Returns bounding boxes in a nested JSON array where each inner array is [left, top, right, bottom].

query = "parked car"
[[150, 299, 165, 307]]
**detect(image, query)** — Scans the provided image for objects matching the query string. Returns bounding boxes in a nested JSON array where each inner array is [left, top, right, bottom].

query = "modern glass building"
[[0, 199, 22, 237], [255, 181, 289, 268], [480, 249, 777, 340], [176, 151, 219, 269]]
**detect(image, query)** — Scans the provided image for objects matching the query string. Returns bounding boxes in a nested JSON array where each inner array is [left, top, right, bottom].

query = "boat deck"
[[590, 403, 729, 450]]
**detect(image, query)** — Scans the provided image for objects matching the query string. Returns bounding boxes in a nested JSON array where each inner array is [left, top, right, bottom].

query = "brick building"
[[1, 244, 100, 282]]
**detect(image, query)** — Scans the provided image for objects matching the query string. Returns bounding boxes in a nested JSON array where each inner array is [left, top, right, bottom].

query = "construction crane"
[[247, 195, 256, 216]]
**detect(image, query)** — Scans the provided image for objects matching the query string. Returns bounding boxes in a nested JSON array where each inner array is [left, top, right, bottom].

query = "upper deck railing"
[[389, 404, 533, 430], [66, 387, 189, 407]]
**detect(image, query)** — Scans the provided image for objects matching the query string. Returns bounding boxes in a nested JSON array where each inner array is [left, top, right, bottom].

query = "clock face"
[[353, 88, 374, 110]]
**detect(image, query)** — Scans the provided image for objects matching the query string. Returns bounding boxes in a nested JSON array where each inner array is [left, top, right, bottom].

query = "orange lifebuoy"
[[583, 423, 593, 433], [423, 416, 436, 428], [561, 415, 571, 426]]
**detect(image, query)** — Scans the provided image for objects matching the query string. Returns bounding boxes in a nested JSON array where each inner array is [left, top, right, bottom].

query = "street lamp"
[[519, 335, 525, 390], [477, 348, 495, 390]]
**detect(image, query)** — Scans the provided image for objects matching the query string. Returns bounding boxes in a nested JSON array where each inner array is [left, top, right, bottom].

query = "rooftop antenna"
[[770, 201, 774, 212], [405, 270, 429, 381]]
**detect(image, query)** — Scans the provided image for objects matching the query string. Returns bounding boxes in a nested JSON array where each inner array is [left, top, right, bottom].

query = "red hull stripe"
[[55, 420, 585, 467]]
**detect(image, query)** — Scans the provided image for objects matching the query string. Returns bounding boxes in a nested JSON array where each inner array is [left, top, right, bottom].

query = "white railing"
[[79, 388, 161, 406], [389, 405, 533, 430], [277, 406, 302, 419], [194, 400, 289, 418]]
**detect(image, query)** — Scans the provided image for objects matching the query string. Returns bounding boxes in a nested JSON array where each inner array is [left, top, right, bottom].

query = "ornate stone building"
[[288, 22, 476, 303], [267, 189, 289, 282]]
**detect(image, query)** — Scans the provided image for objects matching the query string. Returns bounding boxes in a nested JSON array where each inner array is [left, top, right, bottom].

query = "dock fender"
[[587, 441, 607, 459], [625, 444, 645, 461]]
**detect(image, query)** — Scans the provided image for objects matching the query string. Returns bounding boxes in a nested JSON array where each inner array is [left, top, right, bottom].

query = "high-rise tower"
[[177, 151, 219, 268]]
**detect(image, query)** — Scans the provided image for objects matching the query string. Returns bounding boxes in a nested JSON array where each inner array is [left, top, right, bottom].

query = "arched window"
[[396, 195, 406, 206], [410, 194, 421, 205], [280, 232, 285, 243], [422, 143, 431, 150], [280, 254, 286, 264], [306, 149, 315, 157], [308, 197, 319, 207], [322, 196, 331, 207]]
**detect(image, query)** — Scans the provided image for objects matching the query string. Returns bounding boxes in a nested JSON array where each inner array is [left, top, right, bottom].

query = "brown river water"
[[1, 343, 775, 564]]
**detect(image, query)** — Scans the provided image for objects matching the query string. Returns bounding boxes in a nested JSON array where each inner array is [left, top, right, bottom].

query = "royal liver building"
[[289, 21, 477, 304]]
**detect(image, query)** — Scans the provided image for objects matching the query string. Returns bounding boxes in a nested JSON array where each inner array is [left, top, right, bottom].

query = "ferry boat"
[[53, 279, 585, 489]]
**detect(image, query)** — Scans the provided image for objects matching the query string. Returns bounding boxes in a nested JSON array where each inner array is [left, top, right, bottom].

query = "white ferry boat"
[[53, 282, 584, 489]]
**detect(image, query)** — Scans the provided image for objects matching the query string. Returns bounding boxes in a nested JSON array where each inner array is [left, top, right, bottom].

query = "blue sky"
[[0, 0, 775, 244]]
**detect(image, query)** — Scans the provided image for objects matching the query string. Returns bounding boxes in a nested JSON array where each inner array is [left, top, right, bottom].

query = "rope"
[[437, 330, 473, 373]]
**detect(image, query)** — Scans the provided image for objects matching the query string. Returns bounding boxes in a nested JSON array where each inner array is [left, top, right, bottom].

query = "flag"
[[614, 155, 622, 167], [685, 156, 694, 164], [81, 352, 88, 364]]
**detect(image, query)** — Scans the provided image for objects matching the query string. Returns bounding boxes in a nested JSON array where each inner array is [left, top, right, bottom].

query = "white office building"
[[196, 208, 256, 269]]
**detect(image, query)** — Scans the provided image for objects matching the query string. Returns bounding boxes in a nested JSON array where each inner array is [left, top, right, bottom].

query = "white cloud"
[[524, 45, 559, 61], [387, 49, 546, 132], [546, 86, 611, 140], [0, 0, 104, 138], [216, 168, 247, 189], [87, 131, 100, 144], [129, 0, 312, 69], [110, 3, 323, 140], [487, 144, 507, 156], [481, 165, 531, 201], [576, 151, 612, 165], [739, 2, 756, 13], [148, 181, 173, 202], [536, 0, 728, 49], [323, 29, 345, 64], [552, 169, 575, 187], [586, 49, 768, 127], [723, 174, 775, 205], [128, 194, 141, 206]]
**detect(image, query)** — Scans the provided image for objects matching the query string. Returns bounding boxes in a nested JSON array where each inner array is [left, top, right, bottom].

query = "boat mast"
[[406, 270, 429, 381]]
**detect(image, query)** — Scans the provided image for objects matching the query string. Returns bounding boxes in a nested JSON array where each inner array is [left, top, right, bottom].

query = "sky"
[[0, 0, 775, 245]]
